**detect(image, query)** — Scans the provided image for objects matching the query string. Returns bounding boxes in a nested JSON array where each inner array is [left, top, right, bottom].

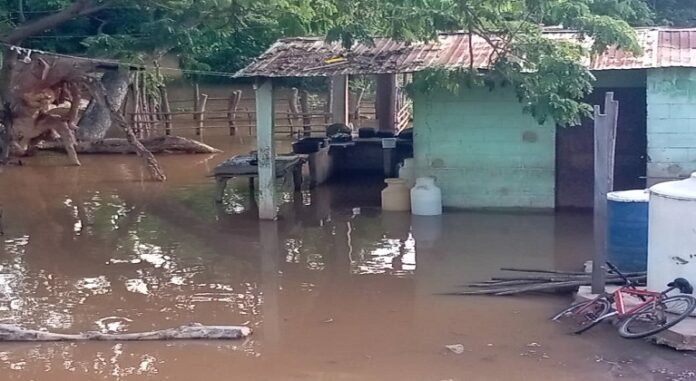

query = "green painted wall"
[[647, 68, 696, 185], [413, 86, 556, 209]]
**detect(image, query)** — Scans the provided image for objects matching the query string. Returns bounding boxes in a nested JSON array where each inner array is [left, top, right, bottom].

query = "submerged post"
[[591, 92, 619, 294], [255, 78, 277, 220], [376, 74, 397, 133], [330, 75, 349, 125], [259, 220, 281, 347]]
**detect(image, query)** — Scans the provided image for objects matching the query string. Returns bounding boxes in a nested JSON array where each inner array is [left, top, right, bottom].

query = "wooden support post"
[[376, 73, 397, 133], [193, 83, 201, 134], [288, 87, 300, 137], [140, 71, 149, 138], [159, 86, 172, 136], [149, 96, 159, 136], [228, 90, 242, 136], [193, 83, 200, 115], [325, 78, 333, 125], [591, 92, 619, 294], [121, 84, 130, 118], [352, 87, 366, 127], [255, 79, 277, 220], [330, 75, 349, 125], [299, 90, 311, 137], [247, 107, 254, 136], [196, 94, 208, 139], [132, 74, 141, 137]]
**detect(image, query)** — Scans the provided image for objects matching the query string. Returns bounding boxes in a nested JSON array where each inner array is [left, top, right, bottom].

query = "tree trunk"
[[0, 48, 18, 163], [85, 77, 166, 181], [77, 70, 130, 141]]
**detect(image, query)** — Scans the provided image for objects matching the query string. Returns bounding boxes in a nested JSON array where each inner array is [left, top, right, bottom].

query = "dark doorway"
[[556, 87, 647, 209]]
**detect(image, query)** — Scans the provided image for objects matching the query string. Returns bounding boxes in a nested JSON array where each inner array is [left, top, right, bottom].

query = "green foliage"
[[650, 0, 696, 27], [2, 0, 693, 125], [399, 0, 643, 126]]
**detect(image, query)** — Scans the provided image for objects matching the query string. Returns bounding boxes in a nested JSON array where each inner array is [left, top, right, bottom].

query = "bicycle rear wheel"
[[618, 295, 696, 339], [552, 298, 612, 334]]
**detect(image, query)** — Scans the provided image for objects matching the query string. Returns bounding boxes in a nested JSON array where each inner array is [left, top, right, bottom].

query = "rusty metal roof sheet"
[[235, 28, 696, 78]]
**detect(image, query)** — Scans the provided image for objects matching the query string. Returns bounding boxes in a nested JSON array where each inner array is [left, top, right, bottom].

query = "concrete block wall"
[[413, 86, 555, 209], [647, 68, 696, 185]]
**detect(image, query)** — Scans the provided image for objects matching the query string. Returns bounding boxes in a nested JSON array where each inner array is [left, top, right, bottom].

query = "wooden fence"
[[124, 85, 394, 140]]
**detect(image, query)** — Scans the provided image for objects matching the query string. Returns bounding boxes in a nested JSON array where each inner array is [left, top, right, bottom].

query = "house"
[[235, 28, 696, 218]]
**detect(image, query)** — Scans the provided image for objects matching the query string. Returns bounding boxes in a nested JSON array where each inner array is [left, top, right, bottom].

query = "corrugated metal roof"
[[235, 28, 696, 78]]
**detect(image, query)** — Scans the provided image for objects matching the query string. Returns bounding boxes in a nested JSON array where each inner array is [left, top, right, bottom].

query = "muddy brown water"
[[0, 142, 694, 381]]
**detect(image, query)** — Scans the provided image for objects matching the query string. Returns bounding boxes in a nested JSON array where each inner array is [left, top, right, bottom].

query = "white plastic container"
[[411, 177, 442, 216], [381, 178, 411, 212], [381, 138, 397, 149], [647, 172, 696, 295], [398, 158, 416, 188]]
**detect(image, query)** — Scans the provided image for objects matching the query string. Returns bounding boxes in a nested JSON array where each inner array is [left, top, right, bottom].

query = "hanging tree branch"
[[5, 0, 114, 44], [86, 75, 167, 181]]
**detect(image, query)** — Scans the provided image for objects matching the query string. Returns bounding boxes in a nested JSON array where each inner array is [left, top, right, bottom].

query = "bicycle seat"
[[668, 278, 694, 294]]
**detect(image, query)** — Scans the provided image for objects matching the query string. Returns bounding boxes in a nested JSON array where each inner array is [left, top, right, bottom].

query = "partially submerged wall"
[[413, 86, 555, 209], [647, 68, 696, 185]]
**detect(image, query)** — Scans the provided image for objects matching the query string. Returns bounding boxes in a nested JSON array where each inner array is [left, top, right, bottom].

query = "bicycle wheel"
[[552, 298, 612, 334], [618, 295, 696, 339]]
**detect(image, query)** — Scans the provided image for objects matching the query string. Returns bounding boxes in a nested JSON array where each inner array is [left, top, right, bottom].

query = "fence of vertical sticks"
[[124, 80, 377, 139]]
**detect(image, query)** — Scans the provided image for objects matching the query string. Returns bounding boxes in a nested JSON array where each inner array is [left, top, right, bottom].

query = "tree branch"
[[5, 0, 114, 44]]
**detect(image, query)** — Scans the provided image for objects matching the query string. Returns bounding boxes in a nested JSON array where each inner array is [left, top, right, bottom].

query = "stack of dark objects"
[[292, 137, 328, 154], [327, 123, 352, 143], [448, 268, 647, 296]]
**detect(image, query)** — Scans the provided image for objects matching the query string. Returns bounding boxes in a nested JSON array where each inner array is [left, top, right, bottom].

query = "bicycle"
[[552, 262, 696, 339]]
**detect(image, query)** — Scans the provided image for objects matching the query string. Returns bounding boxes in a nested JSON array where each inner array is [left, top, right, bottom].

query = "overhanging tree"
[[0, 0, 677, 167]]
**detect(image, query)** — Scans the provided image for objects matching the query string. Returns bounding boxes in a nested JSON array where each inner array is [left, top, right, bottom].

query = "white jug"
[[411, 177, 442, 216], [398, 158, 416, 188], [382, 178, 411, 212]]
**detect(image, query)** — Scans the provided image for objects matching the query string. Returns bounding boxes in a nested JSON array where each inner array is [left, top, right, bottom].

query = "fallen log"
[[39, 136, 222, 155], [0, 323, 251, 342]]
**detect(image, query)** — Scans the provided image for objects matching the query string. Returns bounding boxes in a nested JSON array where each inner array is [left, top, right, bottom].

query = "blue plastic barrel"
[[607, 189, 649, 272]]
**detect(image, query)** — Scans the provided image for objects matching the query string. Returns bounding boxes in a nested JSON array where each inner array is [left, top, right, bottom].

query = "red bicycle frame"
[[611, 286, 660, 317]]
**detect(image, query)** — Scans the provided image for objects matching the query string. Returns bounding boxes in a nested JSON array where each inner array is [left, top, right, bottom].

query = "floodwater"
[[0, 141, 694, 381]]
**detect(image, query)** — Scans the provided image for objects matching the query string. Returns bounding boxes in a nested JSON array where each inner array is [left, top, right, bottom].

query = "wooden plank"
[[591, 92, 619, 294]]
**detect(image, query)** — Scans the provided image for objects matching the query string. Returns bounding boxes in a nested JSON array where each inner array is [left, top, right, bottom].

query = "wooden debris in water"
[[445, 267, 646, 296], [0, 323, 251, 342], [39, 136, 221, 154]]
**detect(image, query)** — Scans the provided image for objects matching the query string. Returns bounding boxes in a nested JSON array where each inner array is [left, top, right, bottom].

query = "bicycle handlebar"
[[605, 261, 633, 286]]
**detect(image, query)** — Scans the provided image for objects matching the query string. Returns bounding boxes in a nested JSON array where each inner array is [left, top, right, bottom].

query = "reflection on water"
[[352, 234, 417, 276], [0, 147, 690, 380]]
